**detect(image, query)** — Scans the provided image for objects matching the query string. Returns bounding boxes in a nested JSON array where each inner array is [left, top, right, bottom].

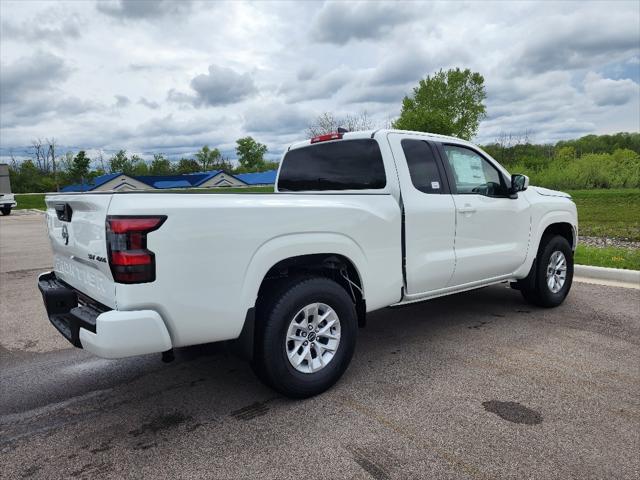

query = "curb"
[[575, 264, 640, 285]]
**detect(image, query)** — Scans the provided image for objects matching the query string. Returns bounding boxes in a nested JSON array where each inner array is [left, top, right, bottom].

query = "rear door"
[[387, 133, 456, 294], [45, 194, 116, 308]]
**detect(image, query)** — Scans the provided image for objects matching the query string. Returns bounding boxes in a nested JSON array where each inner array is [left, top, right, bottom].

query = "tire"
[[520, 234, 574, 307], [251, 276, 357, 398], [1, 207, 10, 216]]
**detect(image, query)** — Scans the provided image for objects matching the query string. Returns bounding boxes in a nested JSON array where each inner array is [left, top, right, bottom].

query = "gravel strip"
[[579, 236, 640, 249]]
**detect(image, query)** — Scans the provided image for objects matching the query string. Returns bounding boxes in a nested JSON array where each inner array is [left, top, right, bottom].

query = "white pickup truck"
[[38, 129, 577, 397]]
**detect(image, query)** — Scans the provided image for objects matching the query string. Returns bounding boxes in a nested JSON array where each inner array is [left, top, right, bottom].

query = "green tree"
[[175, 158, 200, 174], [393, 68, 486, 140], [150, 154, 172, 175], [109, 150, 132, 174], [555, 146, 576, 160], [68, 151, 91, 183], [130, 154, 149, 176], [195, 145, 221, 171], [109, 150, 148, 175], [235, 136, 267, 171]]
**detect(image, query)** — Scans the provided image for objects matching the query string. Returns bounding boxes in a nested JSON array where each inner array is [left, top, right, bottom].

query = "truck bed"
[[44, 192, 403, 348]]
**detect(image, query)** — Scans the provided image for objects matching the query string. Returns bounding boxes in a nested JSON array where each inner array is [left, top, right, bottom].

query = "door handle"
[[457, 206, 477, 214]]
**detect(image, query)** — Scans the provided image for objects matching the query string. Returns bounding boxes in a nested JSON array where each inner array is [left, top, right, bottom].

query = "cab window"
[[443, 145, 506, 196]]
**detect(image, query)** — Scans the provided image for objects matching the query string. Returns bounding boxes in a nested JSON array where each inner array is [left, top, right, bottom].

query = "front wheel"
[[252, 276, 357, 398], [520, 234, 574, 307]]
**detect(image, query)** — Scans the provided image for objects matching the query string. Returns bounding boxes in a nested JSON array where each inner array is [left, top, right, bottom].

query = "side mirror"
[[511, 174, 529, 193]]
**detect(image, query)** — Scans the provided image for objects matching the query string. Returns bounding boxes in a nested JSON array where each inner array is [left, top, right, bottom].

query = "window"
[[443, 145, 506, 196], [278, 139, 386, 191], [401, 139, 444, 194]]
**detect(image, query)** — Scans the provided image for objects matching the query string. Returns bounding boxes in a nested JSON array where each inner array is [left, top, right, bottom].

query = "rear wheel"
[[252, 276, 357, 398], [520, 234, 574, 307], [1, 206, 11, 216]]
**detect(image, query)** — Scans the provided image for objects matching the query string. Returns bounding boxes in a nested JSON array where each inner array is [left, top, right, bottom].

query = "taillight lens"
[[106, 215, 166, 284], [310, 132, 343, 143]]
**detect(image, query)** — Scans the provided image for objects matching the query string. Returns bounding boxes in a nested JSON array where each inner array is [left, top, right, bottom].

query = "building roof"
[[152, 180, 193, 189], [60, 183, 93, 192], [135, 170, 223, 188], [234, 170, 278, 185], [59, 168, 278, 192], [60, 172, 121, 192]]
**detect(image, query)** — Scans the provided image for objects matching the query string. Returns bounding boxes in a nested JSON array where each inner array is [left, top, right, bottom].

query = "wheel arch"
[[541, 222, 576, 251], [236, 235, 368, 361], [240, 232, 368, 319], [514, 210, 577, 279], [533, 211, 577, 255]]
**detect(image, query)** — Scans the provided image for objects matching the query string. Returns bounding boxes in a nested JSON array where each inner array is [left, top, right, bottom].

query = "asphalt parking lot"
[[1, 211, 639, 479]]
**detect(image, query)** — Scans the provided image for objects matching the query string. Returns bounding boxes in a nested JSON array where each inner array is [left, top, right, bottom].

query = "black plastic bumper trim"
[[37, 272, 111, 348]]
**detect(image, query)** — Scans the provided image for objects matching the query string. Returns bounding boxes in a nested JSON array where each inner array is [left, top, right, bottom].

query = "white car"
[[0, 193, 16, 215], [38, 129, 578, 397], [0, 163, 16, 215]]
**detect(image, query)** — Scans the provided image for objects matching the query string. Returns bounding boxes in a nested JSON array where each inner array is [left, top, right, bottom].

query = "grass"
[[575, 244, 640, 270], [567, 189, 640, 242], [14, 194, 47, 210]]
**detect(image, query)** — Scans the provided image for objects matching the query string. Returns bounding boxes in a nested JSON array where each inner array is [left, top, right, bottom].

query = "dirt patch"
[[230, 401, 270, 420], [482, 400, 543, 425], [347, 445, 395, 480], [128, 412, 192, 437]]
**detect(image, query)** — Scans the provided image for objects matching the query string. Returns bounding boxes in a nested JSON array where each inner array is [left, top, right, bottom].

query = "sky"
[[1, 0, 639, 163]]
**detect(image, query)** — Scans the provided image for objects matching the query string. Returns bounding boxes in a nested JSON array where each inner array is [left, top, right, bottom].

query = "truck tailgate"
[[45, 194, 116, 308]]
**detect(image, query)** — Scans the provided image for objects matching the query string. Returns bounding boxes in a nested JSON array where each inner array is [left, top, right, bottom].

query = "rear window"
[[278, 139, 386, 191], [401, 139, 444, 194]]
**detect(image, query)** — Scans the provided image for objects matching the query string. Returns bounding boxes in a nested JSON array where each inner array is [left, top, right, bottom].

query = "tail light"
[[310, 132, 343, 143], [106, 215, 166, 284]]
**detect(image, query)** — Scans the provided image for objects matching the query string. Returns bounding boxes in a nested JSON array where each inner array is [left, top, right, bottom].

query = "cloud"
[[311, 2, 415, 44], [1, 17, 81, 44], [1, 1, 638, 154], [282, 66, 356, 103], [135, 114, 215, 138], [114, 95, 131, 108], [347, 84, 405, 105], [243, 102, 309, 135], [138, 97, 160, 109], [0, 51, 103, 128], [96, 0, 194, 20], [583, 72, 638, 106], [515, 12, 639, 74], [0, 51, 70, 105], [168, 64, 256, 107]]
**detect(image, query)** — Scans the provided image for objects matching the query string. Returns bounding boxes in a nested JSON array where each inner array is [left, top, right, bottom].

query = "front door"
[[439, 144, 531, 286]]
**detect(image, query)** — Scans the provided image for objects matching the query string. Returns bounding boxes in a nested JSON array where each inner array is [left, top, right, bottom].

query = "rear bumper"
[[0, 201, 16, 207], [37, 272, 172, 358]]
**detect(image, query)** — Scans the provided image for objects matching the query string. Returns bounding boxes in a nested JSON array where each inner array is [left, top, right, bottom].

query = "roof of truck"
[[286, 129, 468, 152]]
